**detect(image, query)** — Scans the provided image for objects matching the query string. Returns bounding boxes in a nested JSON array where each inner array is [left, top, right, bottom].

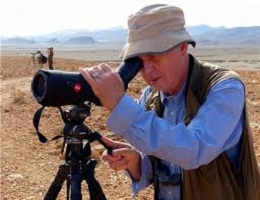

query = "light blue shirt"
[[107, 78, 245, 200]]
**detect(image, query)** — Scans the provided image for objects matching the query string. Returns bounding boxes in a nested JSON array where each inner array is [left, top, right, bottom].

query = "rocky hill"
[[64, 36, 96, 44]]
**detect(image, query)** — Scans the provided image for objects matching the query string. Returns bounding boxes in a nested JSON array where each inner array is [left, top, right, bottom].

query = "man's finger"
[[112, 148, 135, 157], [99, 63, 112, 73], [79, 68, 96, 86], [102, 151, 121, 162], [110, 159, 128, 171]]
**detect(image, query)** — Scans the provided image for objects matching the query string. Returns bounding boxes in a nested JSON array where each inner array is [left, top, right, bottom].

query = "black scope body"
[[31, 57, 143, 107]]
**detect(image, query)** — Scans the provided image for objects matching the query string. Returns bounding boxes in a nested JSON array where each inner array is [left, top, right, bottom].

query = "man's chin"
[[149, 77, 161, 85]]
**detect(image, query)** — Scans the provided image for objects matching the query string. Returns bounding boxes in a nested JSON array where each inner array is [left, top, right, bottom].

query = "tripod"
[[26, 52, 43, 71], [41, 104, 111, 200], [26, 52, 37, 70]]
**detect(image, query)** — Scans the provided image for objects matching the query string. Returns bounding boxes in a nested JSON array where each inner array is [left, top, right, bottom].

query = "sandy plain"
[[1, 46, 260, 199]]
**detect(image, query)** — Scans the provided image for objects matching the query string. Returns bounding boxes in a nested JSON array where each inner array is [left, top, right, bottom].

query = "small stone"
[[7, 173, 24, 181], [27, 196, 35, 200]]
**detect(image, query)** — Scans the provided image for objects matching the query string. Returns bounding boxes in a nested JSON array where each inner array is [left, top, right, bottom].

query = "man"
[[80, 4, 260, 200]]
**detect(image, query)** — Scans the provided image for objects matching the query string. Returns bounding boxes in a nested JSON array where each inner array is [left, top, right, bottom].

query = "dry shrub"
[[11, 88, 26, 104]]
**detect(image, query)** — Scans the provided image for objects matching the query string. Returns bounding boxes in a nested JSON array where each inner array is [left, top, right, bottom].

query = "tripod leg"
[[44, 164, 70, 200], [26, 58, 32, 71], [83, 159, 107, 200], [70, 164, 82, 200]]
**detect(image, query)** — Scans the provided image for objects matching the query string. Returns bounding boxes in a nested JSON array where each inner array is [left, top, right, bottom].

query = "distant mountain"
[[1, 25, 260, 46], [35, 29, 93, 42], [186, 25, 214, 35], [46, 38, 60, 43], [90, 26, 127, 42], [190, 26, 260, 45], [64, 36, 96, 44], [32, 26, 127, 43], [2, 37, 35, 45]]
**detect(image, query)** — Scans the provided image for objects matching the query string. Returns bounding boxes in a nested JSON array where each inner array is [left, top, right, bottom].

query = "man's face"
[[139, 45, 188, 95]]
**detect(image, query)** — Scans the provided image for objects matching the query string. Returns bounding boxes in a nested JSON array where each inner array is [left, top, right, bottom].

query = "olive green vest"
[[146, 56, 260, 200]]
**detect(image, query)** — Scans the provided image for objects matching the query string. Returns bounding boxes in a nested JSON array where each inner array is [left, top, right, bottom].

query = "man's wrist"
[[106, 93, 125, 112]]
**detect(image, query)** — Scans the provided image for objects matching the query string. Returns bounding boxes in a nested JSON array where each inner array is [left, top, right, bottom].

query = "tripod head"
[[60, 103, 110, 147], [63, 103, 90, 122], [62, 103, 91, 141], [30, 51, 41, 55], [59, 103, 110, 162]]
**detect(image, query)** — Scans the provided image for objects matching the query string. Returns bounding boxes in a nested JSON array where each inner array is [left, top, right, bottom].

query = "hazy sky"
[[1, 0, 259, 37]]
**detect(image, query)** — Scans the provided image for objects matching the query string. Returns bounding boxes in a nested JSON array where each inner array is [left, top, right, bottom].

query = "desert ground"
[[1, 46, 260, 199]]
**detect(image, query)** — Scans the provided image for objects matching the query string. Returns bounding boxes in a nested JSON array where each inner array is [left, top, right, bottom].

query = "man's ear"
[[180, 42, 188, 55]]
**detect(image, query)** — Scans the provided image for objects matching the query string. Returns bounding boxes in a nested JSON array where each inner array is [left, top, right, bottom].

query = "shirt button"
[[170, 112, 174, 116], [168, 191, 172, 195]]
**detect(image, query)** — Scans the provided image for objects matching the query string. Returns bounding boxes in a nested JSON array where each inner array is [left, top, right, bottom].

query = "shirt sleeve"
[[130, 152, 153, 196], [106, 79, 245, 169]]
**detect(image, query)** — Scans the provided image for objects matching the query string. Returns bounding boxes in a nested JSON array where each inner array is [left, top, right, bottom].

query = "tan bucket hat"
[[120, 4, 196, 60]]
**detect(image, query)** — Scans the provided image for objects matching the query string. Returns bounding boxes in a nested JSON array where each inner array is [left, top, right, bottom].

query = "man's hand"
[[79, 63, 125, 111], [101, 136, 141, 181]]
